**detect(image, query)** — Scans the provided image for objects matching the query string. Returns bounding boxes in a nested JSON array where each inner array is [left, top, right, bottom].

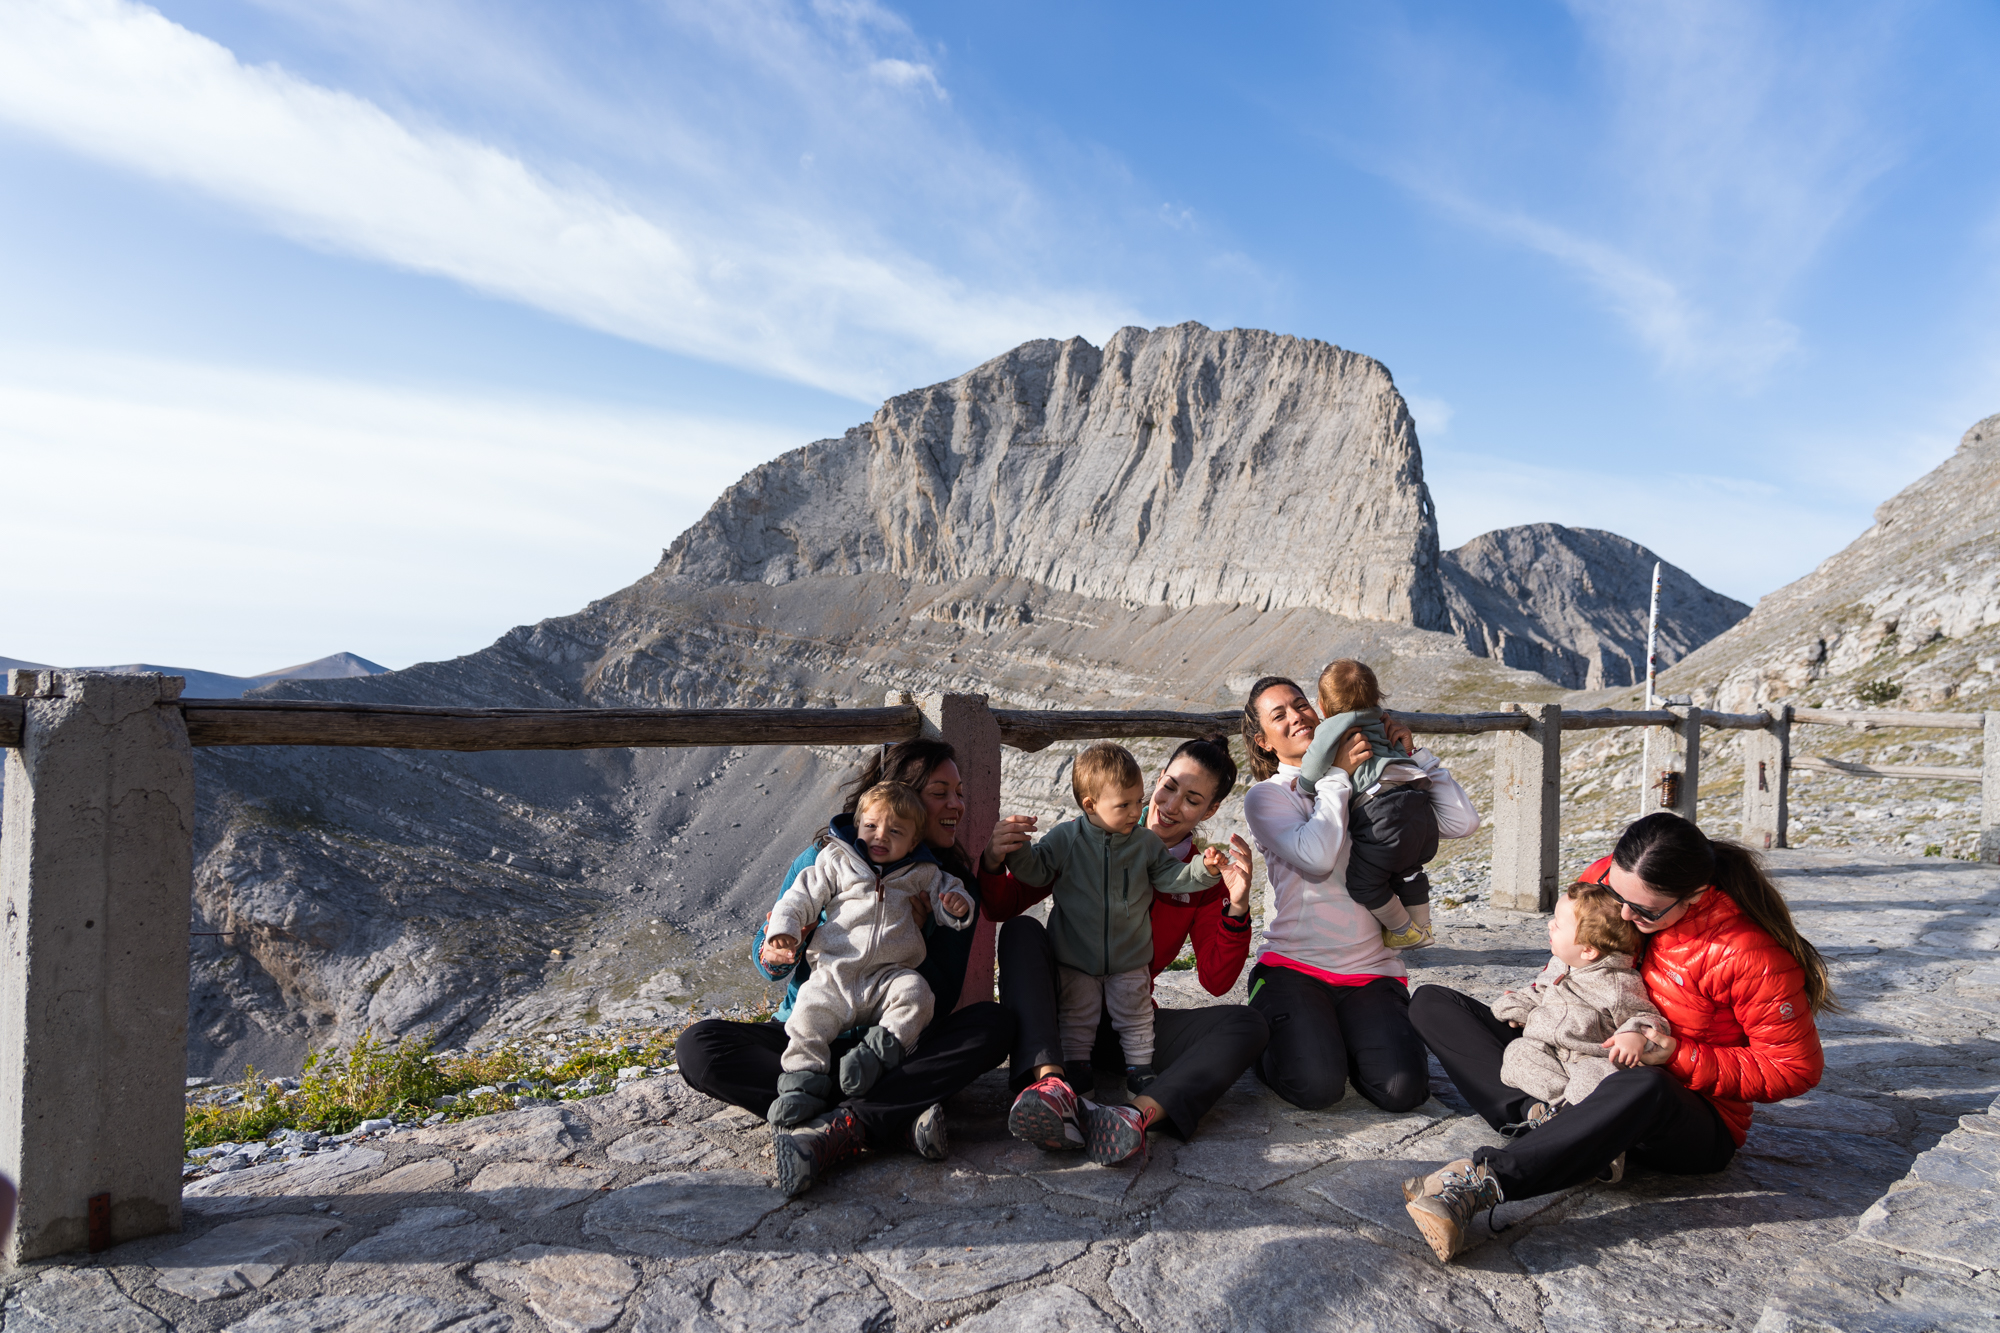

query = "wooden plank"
[[0, 696, 19, 748], [1397, 710, 1533, 735], [178, 700, 924, 751], [1789, 756, 1981, 782], [1699, 710, 1774, 730], [991, 709, 1239, 753], [1792, 707, 1984, 731], [1561, 709, 1680, 731]]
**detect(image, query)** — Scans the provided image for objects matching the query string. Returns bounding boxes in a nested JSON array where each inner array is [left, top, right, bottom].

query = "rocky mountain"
[[175, 324, 1748, 1077], [1441, 525, 1749, 690], [0, 651, 387, 700]]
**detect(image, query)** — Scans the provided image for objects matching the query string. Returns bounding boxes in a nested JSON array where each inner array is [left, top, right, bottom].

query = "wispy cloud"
[[0, 0, 1135, 400]]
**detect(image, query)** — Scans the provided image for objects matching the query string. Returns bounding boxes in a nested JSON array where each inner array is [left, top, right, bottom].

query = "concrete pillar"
[[899, 693, 1003, 1009], [1741, 705, 1792, 851], [1981, 712, 2000, 865], [1489, 702, 1562, 913], [2, 670, 194, 1263], [1640, 706, 1702, 825]]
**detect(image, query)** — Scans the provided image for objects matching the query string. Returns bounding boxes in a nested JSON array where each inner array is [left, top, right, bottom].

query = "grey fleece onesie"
[[1492, 954, 1672, 1106], [766, 838, 971, 1077]]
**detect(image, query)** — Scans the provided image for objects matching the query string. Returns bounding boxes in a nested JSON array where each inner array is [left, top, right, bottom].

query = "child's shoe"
[[767, 1070, 833, 1128], [1007, 1075, 1085, 1151], [1382, 921, 1435, 950], [1125, 1064, 1158, 1096], [838, 1026, 905, 1097], [1081, 1100, 1149, 1166]]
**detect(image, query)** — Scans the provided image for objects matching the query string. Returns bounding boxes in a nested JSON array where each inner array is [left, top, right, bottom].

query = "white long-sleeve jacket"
[[1245, 752, 1479, 980]]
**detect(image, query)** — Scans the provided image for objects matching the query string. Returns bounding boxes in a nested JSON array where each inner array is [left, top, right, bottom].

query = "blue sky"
[[4, 0, 1998, 674]]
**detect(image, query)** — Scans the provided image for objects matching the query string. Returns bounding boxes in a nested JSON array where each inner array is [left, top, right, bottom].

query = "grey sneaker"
[[1404, 1158, 1506, 1264], [906, 1103, 949, 1161]]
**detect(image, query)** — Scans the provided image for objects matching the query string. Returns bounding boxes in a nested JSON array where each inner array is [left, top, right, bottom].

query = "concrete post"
[[1640, 706, 1702, 825], [1489, 702, 1562, 913], [900, 693, 1003, 1009], [2, 670, 194, 1263], [1741, 705, 1792, 851], [1980, 712, 2000, 864]]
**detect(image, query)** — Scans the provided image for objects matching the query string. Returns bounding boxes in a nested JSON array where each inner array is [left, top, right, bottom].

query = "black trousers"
[[1346, 783, 1438, 911], [675, 1001, 1014, 1150], [1409, 984, 1737, 1198], [1246, 963, 1430, 1112], [997, 916, 1269, 1140]]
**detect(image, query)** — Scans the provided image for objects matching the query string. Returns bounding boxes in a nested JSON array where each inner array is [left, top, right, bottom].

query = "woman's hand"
[[1219, 834, 1254, 915], [909, 891, 933, 930], [982, 814, 1038, 871], [1334, 728, 1372, 775], [760, 934, 798, 967]]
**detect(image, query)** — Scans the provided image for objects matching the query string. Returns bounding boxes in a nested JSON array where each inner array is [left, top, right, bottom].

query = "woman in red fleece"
[[984, 738, 1269, 1163], [1403, 812, 1833, 1263]]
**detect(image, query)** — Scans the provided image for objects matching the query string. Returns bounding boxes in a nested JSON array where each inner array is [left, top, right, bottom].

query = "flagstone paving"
[[3, 850, 1996, 1330]]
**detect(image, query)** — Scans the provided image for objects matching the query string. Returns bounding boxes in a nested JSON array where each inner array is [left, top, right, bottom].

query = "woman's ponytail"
[[1614, 812, 1839, 1014]]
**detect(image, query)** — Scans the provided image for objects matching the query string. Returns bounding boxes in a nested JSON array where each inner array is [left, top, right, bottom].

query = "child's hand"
[[1602, 1031, 1649, 1068], [760, 934, 798, 967], [941, 890, 972, 920], [1201, 845, 1226, 876]]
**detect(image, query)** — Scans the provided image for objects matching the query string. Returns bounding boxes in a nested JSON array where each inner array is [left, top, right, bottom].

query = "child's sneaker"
[[1007, 1075, 1085, 1151], [1382, 921, 1435, 950], [1081, 1101, 1149, 1166], [1125, 1064, 1157, 1096]]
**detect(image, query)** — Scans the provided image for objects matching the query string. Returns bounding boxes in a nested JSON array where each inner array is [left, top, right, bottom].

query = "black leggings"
[[675, 1001, 1014, 1150], [1409, 984, 1736, 1198], [997, 916, 1269, 1140], [1246, 962, 1430, 1112]]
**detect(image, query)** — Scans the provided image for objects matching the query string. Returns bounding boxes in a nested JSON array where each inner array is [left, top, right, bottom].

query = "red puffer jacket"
[[1579, 855, 1824, 1144]]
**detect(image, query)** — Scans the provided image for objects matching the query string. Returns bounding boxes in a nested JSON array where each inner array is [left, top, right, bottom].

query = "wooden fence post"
[[1490, 702, 1562, 912], [901, 693, 1003, 1008], [2, 671, 194, 1262], [1982, 711, 1999, 864], [1641, 706, 1702, 824], [1741, 704, 1791, 850]]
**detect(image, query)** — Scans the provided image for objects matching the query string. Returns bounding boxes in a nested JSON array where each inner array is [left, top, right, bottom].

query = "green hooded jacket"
[[1005, 814, 1219, 975]]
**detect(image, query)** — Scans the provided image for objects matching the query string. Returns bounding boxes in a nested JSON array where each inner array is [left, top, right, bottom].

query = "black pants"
[[997, 916, 1269, 1140], [1346, 783, 1438, 911], [675, 1001, 1014, 1150], [1246, 963, 1430, 1112], [1409, 984, 1737, 1198]]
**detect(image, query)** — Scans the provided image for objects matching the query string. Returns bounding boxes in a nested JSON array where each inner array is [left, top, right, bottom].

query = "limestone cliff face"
[[1442, 525, 1749, 690], [662, 324, 1450, 628], [1669, 413, 2000, 711]]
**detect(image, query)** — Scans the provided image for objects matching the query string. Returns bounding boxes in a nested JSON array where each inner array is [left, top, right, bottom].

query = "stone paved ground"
[[4, 851, 1997, 1332]]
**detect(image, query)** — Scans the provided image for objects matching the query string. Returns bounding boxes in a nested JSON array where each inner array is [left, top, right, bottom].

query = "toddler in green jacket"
[[1006, 743, 1223, 1104]]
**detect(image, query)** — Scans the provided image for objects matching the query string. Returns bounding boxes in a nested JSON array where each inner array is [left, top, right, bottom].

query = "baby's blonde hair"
[[1071, 743, 1142, 807], [855, 782, 926, 831], [1317, 659, 1384, 716]]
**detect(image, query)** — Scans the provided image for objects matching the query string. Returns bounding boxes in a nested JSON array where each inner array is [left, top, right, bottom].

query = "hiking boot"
[[1404, 1158, 1506, 1264], [1082, 1100, 1149, 1166], [1008, 1075, 1085, 1152], [906, 1103, 948, 1162], [838, 1026, 905, 1097], [1382, 921, 1435, 950], [1500, 1101, 1559, 1138], [773, 1105, 866, 1196], [1125, 1064, 1158, 1097]]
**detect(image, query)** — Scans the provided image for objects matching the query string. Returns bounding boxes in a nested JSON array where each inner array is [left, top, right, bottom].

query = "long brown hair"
[[1613, 813, 1839, 1013], [1240, 675, 1306, 783], [827, 738, 972, 880]]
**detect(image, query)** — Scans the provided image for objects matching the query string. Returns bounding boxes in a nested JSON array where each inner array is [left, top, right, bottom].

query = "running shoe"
[[773, 1105, 866, 1196], [1382, 921, 1435, 950], [906, 1103, 949, 1162], [1081, 1100, 1149, 1166], [1008, 1076, 1085, 1152]]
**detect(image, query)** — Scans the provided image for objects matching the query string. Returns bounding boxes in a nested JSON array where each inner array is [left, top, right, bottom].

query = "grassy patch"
[[185, 1026, 680, 1152]]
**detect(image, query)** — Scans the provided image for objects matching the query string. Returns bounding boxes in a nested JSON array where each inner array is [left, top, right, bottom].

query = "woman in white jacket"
[[1239, 676, 1480, 1112]]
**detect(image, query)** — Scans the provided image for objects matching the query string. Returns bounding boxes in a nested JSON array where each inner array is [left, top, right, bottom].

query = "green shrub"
[[1856, 679, 1903, 706]]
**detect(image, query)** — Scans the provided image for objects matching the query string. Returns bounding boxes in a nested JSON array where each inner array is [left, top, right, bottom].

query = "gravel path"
[[5, 850, 1995, 1331]]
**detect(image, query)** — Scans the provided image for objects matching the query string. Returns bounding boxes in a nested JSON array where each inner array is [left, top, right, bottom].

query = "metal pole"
[[1639, 561, 1661, 817]]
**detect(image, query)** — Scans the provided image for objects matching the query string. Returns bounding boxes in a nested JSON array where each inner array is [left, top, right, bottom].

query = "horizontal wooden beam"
[[1792, 707, 1984, 731], [1560, 708, 1677, 731], [176, 700, 925, 752], [1398, 710, 1533, 735], [1790, 756, 1981, 782], [991, 708, 1238, 753], [1698, 710, 1776, 731]]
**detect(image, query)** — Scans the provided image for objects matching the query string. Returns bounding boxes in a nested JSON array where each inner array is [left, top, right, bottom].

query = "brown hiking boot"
[[1404, 1158, 1506, 1264]]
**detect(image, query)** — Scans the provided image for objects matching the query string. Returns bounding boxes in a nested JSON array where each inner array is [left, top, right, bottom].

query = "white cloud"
[[1403, 393, 1454, 439], [0, 346, 802, 672], [0, 0, 1133, 400], [869, 58, 945, 98]]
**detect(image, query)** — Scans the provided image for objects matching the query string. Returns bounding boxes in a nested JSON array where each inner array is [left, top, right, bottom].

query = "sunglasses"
[[1584, 866, 1682, 924]]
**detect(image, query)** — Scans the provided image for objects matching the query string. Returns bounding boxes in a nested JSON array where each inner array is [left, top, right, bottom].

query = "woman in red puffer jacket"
[[1401, 812, 1835, 1263]]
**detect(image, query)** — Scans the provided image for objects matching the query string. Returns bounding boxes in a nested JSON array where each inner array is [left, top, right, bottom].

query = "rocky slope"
[[178, 324, 1747, 1077]]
